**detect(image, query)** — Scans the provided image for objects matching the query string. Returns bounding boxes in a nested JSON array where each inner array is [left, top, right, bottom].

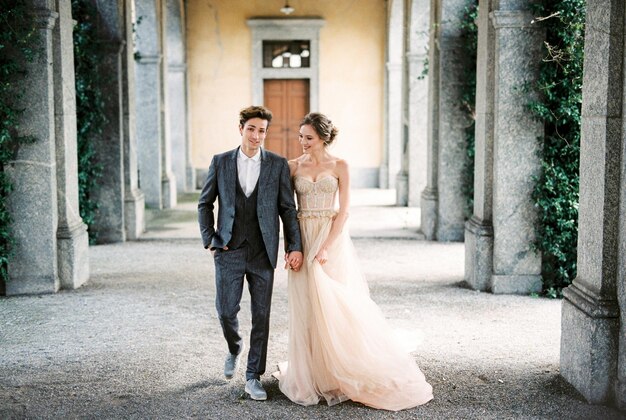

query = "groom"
[[198, 105, 303, 401]]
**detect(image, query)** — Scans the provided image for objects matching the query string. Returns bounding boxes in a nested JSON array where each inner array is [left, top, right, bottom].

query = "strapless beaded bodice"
[[294, 176, 338, 219]]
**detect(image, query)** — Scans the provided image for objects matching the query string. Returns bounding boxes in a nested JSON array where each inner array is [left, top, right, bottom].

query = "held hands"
[[284, 251, 303, 271]]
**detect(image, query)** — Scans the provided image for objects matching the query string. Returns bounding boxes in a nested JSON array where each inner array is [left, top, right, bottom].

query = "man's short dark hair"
[[239, 105, 273, 127]]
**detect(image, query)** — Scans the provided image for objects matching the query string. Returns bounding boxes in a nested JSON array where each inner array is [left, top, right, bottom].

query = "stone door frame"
[[246, 18, 324, 111]]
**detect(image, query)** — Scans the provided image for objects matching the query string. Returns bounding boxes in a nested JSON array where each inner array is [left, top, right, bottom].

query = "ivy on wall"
[[0, 1, 39, 289], [529, 0, 585, 298], [459, 1, 479, 219], [72, 0, 106, 244]]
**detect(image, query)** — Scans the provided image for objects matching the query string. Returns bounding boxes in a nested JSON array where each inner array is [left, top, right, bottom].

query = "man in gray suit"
[[198, 105, 303, 401]]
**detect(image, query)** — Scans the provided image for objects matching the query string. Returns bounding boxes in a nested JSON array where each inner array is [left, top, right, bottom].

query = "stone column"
[[618, 80, 626, 410], [464, 0, 495, 291], [396, 0, 410, 205], [6, 2, 60, 295], [166, 0, 191, 193], [53, 0, 89, 289], [135, 0, 164, 208], [381, 0, 404, 190], [489, 4, 544, 294], [122, 0, 145, 240], [159, 0, 177, 207], [421, 0, 470, 241], [618, 91, 626, 410], [421, 0, 440, 239], [561, 0, 623, 405], [405, 0, 430, 208], [91, 0, 126, 244]]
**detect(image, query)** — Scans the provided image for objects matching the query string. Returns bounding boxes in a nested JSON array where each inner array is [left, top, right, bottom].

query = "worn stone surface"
[[92, 4, 126, 244], [166, 0, 191, 193], [464, 216, 493, 291], [6, 4, 59, 295], [382, 0, 404, 190], [619, 72, 626, 410], [561, 0, 624, 407], [395, 171, 409, 206], [53, 0, 90, 288], [435, 35, 469, 242], [168, 69, 187, 193], [490, 10, 543, 292], [464, 0, 495, 292], [159, 3, 177, 210], [406, 0, 430, 207], [421, 0, 470, 242], [468, 0, 495, 221], [420, 187, 438, 240], [421, 0, 440, 239], [57, 222, 89, 290], [560, 296, 619, 404], [122, 0, 145, 240], [135, 0, 163, 208]]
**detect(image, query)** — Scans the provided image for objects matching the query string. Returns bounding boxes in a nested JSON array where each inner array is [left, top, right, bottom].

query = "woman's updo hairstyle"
[[300, 112, 338, 146]]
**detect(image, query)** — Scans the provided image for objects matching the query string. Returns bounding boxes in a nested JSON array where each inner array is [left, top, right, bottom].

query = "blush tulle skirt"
[[273, 214, 433, 411]]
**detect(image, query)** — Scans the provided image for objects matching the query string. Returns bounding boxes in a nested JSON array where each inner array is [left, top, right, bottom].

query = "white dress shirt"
[[237, 148, 261, 197]]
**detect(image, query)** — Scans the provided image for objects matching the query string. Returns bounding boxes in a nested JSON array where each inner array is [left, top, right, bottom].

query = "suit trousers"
[[213, 241, 274, 381]]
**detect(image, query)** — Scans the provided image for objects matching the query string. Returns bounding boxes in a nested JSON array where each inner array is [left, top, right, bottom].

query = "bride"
[[273, 112, 433, 411]]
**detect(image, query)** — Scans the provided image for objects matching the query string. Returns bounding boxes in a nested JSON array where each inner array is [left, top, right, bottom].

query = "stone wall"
[[560, 0, 624, 407]]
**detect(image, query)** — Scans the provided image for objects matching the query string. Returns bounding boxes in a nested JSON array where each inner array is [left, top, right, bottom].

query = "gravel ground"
[[0, 192, 623, 419]]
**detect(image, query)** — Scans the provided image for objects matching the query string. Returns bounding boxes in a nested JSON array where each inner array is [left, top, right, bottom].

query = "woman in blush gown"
[[273, 112, 433, 411]]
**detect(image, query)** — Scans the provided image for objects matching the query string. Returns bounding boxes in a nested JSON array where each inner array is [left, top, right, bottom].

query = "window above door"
[[263, 40, 311, 68]]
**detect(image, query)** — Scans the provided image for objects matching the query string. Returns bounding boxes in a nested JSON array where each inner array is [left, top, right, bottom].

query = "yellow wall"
[[187, 0, 386, 171]]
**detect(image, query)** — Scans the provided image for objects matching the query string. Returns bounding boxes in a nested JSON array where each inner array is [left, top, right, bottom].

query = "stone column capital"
[[490, 10, 537, 29]]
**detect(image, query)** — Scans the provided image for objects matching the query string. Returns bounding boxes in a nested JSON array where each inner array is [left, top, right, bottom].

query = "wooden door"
[[263, 79, 309, 160]]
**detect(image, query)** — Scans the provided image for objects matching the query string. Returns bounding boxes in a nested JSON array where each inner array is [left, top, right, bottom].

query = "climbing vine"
[[459, 1, 479, 219], [0, 1, 40, 289], [529, 0, 585, 298], [72, 0, 106, 243]]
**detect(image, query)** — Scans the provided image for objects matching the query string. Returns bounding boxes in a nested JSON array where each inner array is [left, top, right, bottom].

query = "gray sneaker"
[[224, 343, 244, 380], [244, 378, 267, 401]]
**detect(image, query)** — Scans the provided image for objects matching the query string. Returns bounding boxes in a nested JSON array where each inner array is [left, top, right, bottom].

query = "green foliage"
[[529, 0, 585, 297], [0, 1, 40, 287], [72, 0, 106, 243], [460, 0, 479, 219]]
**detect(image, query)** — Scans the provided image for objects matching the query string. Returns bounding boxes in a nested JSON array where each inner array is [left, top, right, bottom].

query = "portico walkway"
[[0, 191, 621, 419]]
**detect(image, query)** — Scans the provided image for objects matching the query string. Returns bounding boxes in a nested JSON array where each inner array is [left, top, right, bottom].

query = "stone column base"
[[560, 283, 619, 404], [6, 274, 59, 296], [162, 173, 177, 209], [420, 187, 438, 240], [491, 274, 541, 294], [395, 172, 408, 206], [464, 216, 493, 291], [57, 220, 89, 289], [125, 189, 145, 240]]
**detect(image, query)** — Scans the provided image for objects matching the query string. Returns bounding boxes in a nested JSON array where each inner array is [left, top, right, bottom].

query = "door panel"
[[263, 79, 309, 160]]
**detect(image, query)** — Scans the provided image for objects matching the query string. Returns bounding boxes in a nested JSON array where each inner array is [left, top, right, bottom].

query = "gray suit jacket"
[[198, 147, 302, 268]]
